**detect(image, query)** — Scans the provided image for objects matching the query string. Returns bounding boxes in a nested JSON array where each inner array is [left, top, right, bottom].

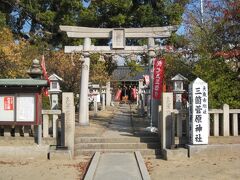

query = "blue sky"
[[176, 25, 186, 35]]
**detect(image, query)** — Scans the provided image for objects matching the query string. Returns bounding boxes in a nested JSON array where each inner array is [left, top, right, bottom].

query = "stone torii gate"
[[60, 25, 177, 126]]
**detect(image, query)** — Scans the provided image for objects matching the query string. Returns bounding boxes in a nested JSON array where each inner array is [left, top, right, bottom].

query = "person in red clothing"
[[131, 85, 137, 102]]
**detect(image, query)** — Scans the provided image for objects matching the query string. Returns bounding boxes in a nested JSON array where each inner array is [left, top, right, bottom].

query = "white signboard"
[[0, 95, 15, 122], [16, 94, 35, 122], [189, 78, 208, 144]]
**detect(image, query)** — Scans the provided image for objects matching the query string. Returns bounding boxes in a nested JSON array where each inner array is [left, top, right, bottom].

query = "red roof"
[[215, 49, 240, 59]]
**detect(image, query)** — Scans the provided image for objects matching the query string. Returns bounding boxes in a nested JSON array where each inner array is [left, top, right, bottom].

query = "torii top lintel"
[[60, 25, 177, 53], [59, 25, 177, 38]]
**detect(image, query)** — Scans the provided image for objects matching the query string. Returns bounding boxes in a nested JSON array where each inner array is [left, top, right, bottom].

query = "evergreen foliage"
[[184, 0, 240, 108], [0, 0, 187, 47]]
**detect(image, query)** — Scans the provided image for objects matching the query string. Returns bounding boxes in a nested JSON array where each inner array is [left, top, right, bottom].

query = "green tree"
[[185, 0, 239, 62], [194, 57, 240, 108], [0, 0, 187, 47], [0, 12, 6, 29], [0, 28, 33, 78], [89, 53, 116, 86], [125, 59, 144, 77], [183, 0, 240, 108], [0, 0, 84, 47], [46, 50, 82, 95], [164, 53, 195, 86]]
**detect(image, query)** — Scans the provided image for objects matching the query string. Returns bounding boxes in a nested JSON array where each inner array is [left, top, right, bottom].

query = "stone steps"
[[74, 136, 159, 143], [75, 148, 161, 157], [74, 104, 161, 157], [75, 142, 159, 149], [74, 136, 161, 157]]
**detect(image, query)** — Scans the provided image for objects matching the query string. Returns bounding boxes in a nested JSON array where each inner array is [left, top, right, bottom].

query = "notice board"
[[0, 93, 36, 124]]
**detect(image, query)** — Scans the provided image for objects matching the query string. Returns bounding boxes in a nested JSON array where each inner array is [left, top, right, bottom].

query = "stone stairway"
[[74, 135, 161, 157], [74, 103, 162, 157]]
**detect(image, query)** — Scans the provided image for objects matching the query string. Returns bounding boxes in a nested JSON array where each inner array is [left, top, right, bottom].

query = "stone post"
[[106, 81, 111, 106], [62, 93, 75, 156], [232, 113, 238, 136], [213, 113, 219, 136], [43, 114, 49, 138], [79, 38, 91, 126], [223, 104, 230, 136], [176, 113, 182, 138], [60, 113, 65, 147], [94, 96, 98, 117], [102, 93, 106, 110], [160, 93, 173, 149], [37, 124, 42, 145], [52, 114, 58, 138]]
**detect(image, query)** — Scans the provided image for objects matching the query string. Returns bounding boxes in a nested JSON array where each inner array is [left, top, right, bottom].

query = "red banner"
[[41, 55, 50, 96], [152, 58, 165, 99], [4, 96, 14, 110], [114, 89, 122, 101]]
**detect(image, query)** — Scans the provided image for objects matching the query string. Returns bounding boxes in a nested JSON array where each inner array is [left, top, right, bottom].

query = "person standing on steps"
[[121, 85, 128, 104]]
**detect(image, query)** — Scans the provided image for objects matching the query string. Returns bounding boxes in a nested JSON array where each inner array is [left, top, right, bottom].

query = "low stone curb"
[[162, 148, 188, 161], [48, 146, 72, 160], [187, 144, 240, 158], [84, 152, 101, 180], [0, 145, 49, 159], [135, 151, 151, 180]]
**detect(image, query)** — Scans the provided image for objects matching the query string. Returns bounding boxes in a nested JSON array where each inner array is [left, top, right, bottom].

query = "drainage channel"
[[84, 152, 151, 180]]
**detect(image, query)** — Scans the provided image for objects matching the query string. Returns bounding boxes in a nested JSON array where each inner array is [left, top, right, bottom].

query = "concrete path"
[[94, 153, 142, 180], [84, 104, 151, 180], [102, 104, 134, 137]]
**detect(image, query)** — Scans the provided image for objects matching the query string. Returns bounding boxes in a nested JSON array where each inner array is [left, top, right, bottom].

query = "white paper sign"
[[16, 94, 35, 122], [189, 78, 208, 144]]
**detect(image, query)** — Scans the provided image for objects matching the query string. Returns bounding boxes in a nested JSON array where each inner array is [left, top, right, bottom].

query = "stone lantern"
[[171, 74, 188, 109], [48, 74, 63, 110]]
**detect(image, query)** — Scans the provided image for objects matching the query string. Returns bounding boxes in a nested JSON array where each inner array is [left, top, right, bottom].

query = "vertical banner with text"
[[152, 58, 165, 99]]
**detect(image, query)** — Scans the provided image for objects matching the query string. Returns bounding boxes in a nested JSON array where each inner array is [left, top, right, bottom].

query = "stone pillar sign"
[[189, 78, 208, 145], [160, 93, 173, 149], [62, 93, 75, 155], [106, 81, 111, 106]]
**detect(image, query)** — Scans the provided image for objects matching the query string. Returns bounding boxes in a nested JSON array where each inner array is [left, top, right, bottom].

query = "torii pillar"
[[148, 37, 159, 127], [79, 38, 91, 125]]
